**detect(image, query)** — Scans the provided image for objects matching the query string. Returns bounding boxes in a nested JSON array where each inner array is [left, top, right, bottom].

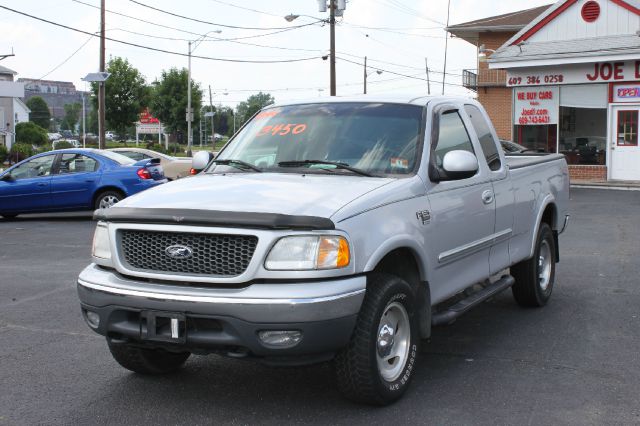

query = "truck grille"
[[119, 230, 258, 277]]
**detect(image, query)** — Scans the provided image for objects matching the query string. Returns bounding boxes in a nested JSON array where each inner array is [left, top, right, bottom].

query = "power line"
[[37, 34, 95, 81], [0, 5, 323, 64], [207, 0, 285, 18], [72, 0, 320, 42], [128, 0, 323, 30]]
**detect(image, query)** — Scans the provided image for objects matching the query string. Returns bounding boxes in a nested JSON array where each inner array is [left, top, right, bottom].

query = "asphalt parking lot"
[[1, 188, 639, 425]]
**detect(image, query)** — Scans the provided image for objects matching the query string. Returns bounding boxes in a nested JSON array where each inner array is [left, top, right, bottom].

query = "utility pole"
[[329, 0, 336, 96], [442, 0, 451, 95], [186, 41, 193, 156], [209, 85, 215, 149], [363, 56, 367, 95], [98, 0, 106, 149], [425, 58, 431, 95], [82, 92, 86, 148]]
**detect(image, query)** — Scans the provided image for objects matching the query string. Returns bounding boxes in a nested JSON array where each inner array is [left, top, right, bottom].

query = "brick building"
[[18, 78, 90, 120], [450, 0, 640, 182], [447, 5, 551, 141]]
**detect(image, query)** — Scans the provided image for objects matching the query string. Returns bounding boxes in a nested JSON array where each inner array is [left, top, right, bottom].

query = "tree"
[[91, 57, 150, 138], [61, 102, 82, 131], [26, 96, 51, 129], [236, 92, 275, 127], [149, 67, 202, 135], [15, 121, 48, 146], [201, 104, 234, 138]]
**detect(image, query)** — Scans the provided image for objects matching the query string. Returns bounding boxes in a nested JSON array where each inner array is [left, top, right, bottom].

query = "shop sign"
[[514, 86, 559, 125], [507, 61, 640, 87], [136, 122, 164, 133], [612, 84, 640, 102]]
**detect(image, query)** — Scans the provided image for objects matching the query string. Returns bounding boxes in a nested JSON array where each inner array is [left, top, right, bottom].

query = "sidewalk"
[[571, 179, 640, 190]]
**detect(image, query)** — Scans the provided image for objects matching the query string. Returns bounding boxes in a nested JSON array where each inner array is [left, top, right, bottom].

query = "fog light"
[[258, 330, 302, 348], [84, 310, 100, 329]]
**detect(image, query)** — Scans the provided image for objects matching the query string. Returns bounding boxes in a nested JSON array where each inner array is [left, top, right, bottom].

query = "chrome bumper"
[[77, 263, 366, 323]]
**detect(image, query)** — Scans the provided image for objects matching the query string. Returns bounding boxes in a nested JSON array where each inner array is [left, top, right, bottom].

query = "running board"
[[431, 275, 515, 326]]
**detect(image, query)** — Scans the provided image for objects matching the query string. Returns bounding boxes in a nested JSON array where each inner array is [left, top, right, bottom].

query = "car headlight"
[[92, 222, 111, 260], [265, 235, 350, 271]]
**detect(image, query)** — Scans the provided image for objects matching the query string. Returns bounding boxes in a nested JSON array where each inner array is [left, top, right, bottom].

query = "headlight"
[[92, 222, 111, 260], [265, 235, 350, 271]]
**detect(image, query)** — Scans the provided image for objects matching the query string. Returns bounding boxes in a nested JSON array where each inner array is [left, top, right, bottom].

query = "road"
[[1, 189, 639, 425]]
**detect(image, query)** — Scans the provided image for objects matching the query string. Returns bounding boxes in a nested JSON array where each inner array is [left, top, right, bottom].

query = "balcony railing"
[[462, 69, 508, 91]]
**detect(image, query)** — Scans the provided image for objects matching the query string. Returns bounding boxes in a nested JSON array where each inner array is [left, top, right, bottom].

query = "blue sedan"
[[0, 148, 167, 219]]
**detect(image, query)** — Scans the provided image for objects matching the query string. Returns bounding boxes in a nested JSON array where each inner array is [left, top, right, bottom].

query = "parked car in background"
[[105, 132, 116, 140], [48, 132, 62, 142], [108, 148, 192, 180], [53, 139, 81, 149], [0, 148, 167, 219]]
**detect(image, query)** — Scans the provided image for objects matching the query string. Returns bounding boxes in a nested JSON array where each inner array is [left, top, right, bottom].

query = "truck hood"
[[117, 173, 394, 218]]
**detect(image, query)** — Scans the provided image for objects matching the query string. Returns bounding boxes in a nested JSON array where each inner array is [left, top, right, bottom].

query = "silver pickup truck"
[[77, 96, 569, 405]]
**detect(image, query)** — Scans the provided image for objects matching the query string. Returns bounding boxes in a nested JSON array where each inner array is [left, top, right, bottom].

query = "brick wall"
[[568, 165, 607, 181], [476, 32, 516, 141]]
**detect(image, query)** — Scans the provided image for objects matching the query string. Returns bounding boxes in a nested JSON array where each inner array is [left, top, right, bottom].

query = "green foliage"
[[61, 103, 82, 131], [91, 57, 151, 137], [10, 143, 34, 162], [15, 122, 48, 146], [236, 92, 275, 127], [201, 105, 235, 137], [149, 68, 202, 134], [53, 141, 73, 149], [26, 96, 51, 129], [0, 145, 7, 163]]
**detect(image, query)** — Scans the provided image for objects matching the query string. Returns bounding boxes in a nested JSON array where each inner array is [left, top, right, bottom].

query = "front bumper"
[[77, 264, 365, 360]]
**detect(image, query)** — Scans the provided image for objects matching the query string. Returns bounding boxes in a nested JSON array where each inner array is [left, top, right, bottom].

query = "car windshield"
[[213, 102, 423, 176], [97, 150, 136, 165]]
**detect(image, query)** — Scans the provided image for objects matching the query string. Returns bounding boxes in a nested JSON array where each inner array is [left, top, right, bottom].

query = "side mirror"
[[191, 151, 214, 172], [0, 173, 15, 182], [440, 150, 478, 180]]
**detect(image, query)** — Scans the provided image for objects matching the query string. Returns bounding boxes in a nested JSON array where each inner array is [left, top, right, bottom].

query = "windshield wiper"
[[277, 160, 375, 177], [207, 159, 262, 173]]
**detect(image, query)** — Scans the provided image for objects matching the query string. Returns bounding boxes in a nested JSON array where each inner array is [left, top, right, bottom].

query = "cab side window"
[[434, 110, 475, 168], [10, 155, 55, 180], [464, 104, 501, 171], [58, 154, 98, 174]]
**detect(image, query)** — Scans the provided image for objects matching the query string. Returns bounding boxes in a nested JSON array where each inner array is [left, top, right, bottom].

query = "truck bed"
[[505, 153, 566, 170]]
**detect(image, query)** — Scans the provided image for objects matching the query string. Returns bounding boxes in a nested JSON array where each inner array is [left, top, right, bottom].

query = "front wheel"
[[334, 273, 418, 405], [511, 222, 556, 307], [94, 190, 124, 210], [107, 341, 190, 374]]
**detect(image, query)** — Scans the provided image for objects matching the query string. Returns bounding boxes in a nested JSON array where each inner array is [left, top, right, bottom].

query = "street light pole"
[[187, 40, 193, 156], [82, 92, 86, 148], [364, 56, 367, 95]]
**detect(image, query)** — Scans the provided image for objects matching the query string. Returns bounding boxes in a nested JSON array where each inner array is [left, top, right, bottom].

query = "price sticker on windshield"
[[257, 123, 307, 137], [255, 110, 281, 120], [390, 157, 409, 169]]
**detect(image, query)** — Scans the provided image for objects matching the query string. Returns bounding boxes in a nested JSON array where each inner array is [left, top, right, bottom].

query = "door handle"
[[37, 182, 48, 187], [482, 190, 494, 205]]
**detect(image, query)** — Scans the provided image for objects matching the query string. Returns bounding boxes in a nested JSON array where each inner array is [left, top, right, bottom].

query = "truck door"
[[464, 104, 513, 275], [425, 107, 496, 303]]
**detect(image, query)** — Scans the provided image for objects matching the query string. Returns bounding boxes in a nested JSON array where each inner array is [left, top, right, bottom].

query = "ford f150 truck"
[[77, 96, 569, 405]]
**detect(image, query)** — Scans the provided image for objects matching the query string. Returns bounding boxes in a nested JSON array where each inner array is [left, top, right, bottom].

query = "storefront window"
[[513, 124, 557, 153], [559, 107, 607, 165], [617, 110, 638, 146]]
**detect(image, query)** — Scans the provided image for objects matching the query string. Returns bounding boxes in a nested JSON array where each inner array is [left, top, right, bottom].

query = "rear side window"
[[464, 104, 501, 171], [58, 154, 98, 173], [434, 110, 474, 168]]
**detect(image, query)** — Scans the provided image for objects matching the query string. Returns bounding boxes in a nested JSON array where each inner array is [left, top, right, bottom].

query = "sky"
[[0, 0, 553, 109]]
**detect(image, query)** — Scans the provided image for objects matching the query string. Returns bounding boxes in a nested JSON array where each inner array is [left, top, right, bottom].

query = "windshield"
[[97, 150, 136, 165], [214, 102, 423, 176]]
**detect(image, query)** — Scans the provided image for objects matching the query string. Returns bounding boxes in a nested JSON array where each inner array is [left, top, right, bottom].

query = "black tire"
[[511, 222, 556, 307], [335, 273, 419, 405], [94, 190, 124, 210], [1, 214, 18, 219], [107, 340, 190, 374]]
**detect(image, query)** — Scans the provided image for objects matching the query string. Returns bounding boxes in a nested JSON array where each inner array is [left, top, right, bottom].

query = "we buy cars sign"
[[514, 86, 559, 126]]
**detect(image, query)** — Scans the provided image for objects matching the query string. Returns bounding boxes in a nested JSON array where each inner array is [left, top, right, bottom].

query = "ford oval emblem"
[[165, 244, 193, 259]]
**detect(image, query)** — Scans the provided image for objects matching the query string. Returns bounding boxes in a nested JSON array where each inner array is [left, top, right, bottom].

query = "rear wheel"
[[511, 222, 556, 307], [334, 273, 418, 405], [107, 341, 190, 374], [94, 190, 124, 210]]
